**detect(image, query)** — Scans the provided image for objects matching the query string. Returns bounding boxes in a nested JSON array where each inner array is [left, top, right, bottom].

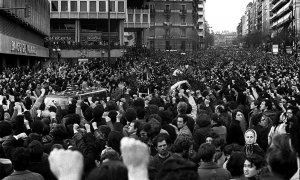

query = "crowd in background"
[[0, 47, 300, 180]]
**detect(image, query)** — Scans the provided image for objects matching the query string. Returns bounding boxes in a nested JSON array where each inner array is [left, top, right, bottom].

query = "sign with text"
[[272, 44, 279, 54], [11, 41, 37, 55]]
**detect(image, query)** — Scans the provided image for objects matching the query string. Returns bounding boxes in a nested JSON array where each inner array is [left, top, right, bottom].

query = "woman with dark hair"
[[243, 154, 266, 180], [211, 113, 227, 142], [227, 109, 245, 146], [252, 113, 271, 151]]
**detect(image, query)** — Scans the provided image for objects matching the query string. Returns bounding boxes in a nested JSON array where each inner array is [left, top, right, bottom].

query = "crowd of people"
[[0, 46, 300, 180]]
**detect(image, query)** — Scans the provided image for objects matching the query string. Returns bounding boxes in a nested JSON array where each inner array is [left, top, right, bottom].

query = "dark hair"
[[251, 113, 263, 126], [245, 154, 265, 170], [177, 114, 188, 124], [231, 109, 243, 121], [157, 158, 198, 180], [87, 161, 128, 180], [158, 110, 173, 125], [28, 140, 44, 162], [0, 121, 12, 137], [136, 107, 146, 120], [51, 124, 68, 141], [198, 143, 216, 162], [173, 134, 193, 159], [11, 147, 30, 171], [226, 152, 246, 177], [291, 114, 300, 155], [266, 146, 297, 180], [177, 102, 187, 114], [153, 133, 168, 148]]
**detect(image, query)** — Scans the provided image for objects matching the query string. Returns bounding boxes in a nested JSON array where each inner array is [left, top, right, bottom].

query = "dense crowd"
[[0, 47, 300, 180]]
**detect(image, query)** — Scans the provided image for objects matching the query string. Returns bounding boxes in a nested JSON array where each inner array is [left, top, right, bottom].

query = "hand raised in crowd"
[[73, 123, 79, 134], [48, 149, 84, 180], [85, 123, 91, 133], [121, 137, 149, 180]]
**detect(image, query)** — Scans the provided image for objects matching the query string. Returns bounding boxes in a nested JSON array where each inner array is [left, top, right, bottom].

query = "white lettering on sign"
[[11, 41, 37, 55]]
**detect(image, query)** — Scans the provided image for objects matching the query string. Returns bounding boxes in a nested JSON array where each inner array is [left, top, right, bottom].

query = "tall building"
[[270, 0, 293, 39], [147, 0, 198, 51], [0, 0, 50, 67], [262, 0, 271, 35], [49, 0, 150, 61], [195, 0, 205, 49]]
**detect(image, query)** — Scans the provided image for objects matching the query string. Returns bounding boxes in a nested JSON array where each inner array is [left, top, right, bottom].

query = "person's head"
[[198, 143, 216, 162], [243, 154, 265, 178], [128, 120, 141, 134], [99, 147, 120, 164], [286, 108, 294, 119], [87, 161, 128, 180], [226, 152, 246, 177], [154, 134, 168, 156], [173, 134, 193, 159], [177, 114, 188, 129], [11, 147, 30, 171], [244, 129, 257, 145], [250, 100, 260, 110], [177, 102, 187, 115], [266, 145, 297, 180], [28, 140, 44, 162], [260, 99, 272, 111], [0, 121, 12, 137], [125, 108, 137, 123], [232, 109, 244, 122], [157, 158, 199, 180]]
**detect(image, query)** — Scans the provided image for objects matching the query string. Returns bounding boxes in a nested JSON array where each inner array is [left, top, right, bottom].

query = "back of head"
[[177, 102, 187, 114], [198, 143, 216, 162], [107, 131, 123, 154], [266, 144, 297, 180], [0, 121, 12, 138], [157, 158, 198, 180], [93, 104, 105, 120], [196, 113, 211, 127], [226, 152, 246, 177], [87, 161, 128, 180], [125, 108, 137, 122], [11, 147, 30, 171], [28, 140, 44, 162], [31, 120, 44, 134]]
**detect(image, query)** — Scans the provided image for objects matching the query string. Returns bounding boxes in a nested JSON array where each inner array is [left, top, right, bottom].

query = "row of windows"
[[127, 14, 149, 23], [149, 28, 187, 37], [150, 4, 186, 11], [51, 1, 125, 12]]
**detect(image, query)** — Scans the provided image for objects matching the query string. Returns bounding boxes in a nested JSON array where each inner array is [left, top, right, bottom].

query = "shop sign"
[[11, 41, 37, 55]]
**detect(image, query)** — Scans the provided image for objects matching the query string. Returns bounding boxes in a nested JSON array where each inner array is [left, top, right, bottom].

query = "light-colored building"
[[270, 0, 293, 38], [49, 0, 150, 61], [262, 0, 271, 35], [147, 0, 198, 51], [196, 0, 205, 49], [214, 32, 237, 46]]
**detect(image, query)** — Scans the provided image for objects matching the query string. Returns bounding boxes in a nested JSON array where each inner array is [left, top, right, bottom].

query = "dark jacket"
[[227, 120, 245, 146], [253, 125, 270, 152], [198, 162, 231, 180], [193, 119, 212, 151]]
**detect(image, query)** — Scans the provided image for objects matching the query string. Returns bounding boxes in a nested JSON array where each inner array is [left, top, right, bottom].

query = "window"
[[99, 1, 106, 12], [135, 14, 141, 23], [80, 1, 87, 12], [143, 14, 148, 22], [165, 4, 170, 11], [61, 1, 68, 11], [181, 16, 186, 24], [181, 28, 186, 37], [150, 41, 154, 49], [109, 1, 115, 12], [71, 1, 77, 11], [181, 4, 186, 11], [90, 1, 96, 12], [118, 1, 124, 12], [128, 14, 133, 22], [181, 41, 186, 51], [51, 1, 58, 11], [166, 41, 170, 50]]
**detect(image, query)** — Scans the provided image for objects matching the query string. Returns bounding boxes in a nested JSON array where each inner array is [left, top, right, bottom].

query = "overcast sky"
[[206, 0, 253, 33]]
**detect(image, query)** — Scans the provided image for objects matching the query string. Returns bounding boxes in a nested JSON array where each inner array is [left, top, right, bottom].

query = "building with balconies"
[[147, 0, 198, 51], [262, 0, 271, 35], [0, 0, 50, 67], [49, 0, 130, 61], [195, 0, 205, 49], [270, 0, 293, 39]]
